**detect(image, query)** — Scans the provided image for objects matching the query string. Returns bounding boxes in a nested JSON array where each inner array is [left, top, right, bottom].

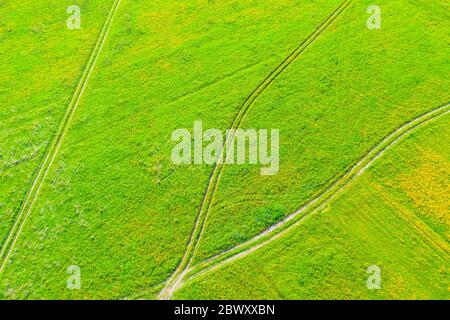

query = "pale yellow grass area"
[[399, 150, 449, 234]]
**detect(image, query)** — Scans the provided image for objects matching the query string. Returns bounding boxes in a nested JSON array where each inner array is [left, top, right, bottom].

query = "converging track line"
[[158, 0, 354, 300], [183, 103, 450, 286], [131, 103, 449, 300], [0, 0, 122, 273]]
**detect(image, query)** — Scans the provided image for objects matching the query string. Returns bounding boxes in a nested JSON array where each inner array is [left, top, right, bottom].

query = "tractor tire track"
[[0, 0, 122, 273], [158, 0, 355, 300], [183, 103, 450, 287]]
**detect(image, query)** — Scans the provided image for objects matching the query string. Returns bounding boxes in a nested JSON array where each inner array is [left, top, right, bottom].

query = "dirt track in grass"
[[0, 0, 122, 273], [158, 0, 355, 300], [181, 103, 450, 291]]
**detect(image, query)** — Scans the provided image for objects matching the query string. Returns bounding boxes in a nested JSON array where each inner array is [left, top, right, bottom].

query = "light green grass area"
[[0, 0, 345, 299], [176, 115, 449, 299], [1, 0, 448, 300], [194, 0, 450, 263], [0, 0, 113, 248]]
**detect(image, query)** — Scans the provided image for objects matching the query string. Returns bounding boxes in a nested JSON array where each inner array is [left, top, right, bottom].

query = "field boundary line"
[[0, 0, 122, 273], [183, 103, 450, 287], [158, 0, 355, 300]]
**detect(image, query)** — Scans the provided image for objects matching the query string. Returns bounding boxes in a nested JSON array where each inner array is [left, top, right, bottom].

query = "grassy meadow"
[[0, 0, 347, 299], [176, 115, 449, 299], [0, 0, 113, 250], [0, 0, 448, 300], [194, 0, 450, 263]]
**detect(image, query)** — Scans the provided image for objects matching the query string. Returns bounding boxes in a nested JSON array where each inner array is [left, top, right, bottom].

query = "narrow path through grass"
[[0, 0, 123, 273], [183, 103, 450, 288], [158, 0, 355, 300]]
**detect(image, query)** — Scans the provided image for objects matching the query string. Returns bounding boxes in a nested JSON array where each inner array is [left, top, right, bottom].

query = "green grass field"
[[175, 116, 449, 299], [0, 0, 112, 252], [0, 0, 448, 300]]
